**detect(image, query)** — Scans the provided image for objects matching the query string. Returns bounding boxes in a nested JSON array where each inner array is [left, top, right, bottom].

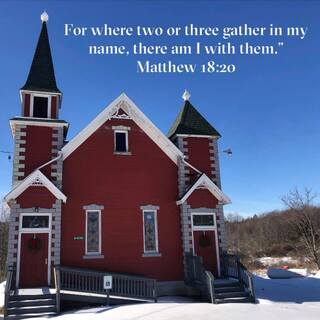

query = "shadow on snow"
[[254, 275, 320, 304]]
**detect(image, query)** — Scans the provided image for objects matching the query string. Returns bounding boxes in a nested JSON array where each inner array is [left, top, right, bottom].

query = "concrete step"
[[9, 294, 55, 302], [214, 280, 240, 288], [8, 298, 56, 307], [214, 286, 244, 294], [215, 291, 250, 300], [216, 296, 253, 304], [7, 305, 56, 315], [6, 312, 56, 319]]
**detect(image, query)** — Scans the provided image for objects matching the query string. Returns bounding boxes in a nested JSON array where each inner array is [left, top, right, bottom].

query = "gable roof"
[[21, 21, 61, 93], [61, 93, 183, 164], [4, 170, 67, 204], [168, 100, 221, 138], [176, 174, 230, 205]]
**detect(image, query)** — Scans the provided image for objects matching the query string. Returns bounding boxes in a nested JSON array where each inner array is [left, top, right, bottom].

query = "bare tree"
[[0, 201, 10, 281], [282, 188, 320, 269]]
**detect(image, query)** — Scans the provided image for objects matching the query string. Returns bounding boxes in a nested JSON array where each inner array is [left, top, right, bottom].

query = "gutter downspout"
[[182, 157, 202, 175], [37, 151, 62, 171]]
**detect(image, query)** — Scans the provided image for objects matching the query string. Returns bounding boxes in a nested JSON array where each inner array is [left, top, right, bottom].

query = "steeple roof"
[[21, 14, 60, 93], [168, 93, 221, 138]]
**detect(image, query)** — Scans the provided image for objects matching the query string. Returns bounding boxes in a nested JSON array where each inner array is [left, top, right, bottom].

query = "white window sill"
[[142, 252, 162, 257], [83, 254, 104, 260], [114, 151, 132, 156]]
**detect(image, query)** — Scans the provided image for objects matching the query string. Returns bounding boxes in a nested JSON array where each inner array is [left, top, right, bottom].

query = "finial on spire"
[[40, 11, 49, 23], [182, 89, 191, 101]]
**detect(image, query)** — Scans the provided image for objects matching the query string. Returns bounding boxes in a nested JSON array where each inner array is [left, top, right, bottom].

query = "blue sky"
[[0, 0, 319, 217]]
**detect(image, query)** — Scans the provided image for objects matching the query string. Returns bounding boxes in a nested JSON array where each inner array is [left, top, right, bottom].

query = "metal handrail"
[[59, 266, 157, 302], [223, 253, 256, 302]]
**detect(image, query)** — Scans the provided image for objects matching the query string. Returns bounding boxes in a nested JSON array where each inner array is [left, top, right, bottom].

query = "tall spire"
[[21, 12, 60, 93]]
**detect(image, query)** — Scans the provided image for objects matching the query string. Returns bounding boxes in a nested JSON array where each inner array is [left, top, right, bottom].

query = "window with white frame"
[[114, 130, 128, 153], [143, 210, 159, 253], [85, 210, 101, 255], [31, 95, 51, 118], [22, 215, 49, 229], [192, 213, 216, 230], [20, 213, 51, 231]]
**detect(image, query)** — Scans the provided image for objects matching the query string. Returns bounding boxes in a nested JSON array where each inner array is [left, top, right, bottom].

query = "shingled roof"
[[168, 99, 221, 138], [21, 20, 61, 93]]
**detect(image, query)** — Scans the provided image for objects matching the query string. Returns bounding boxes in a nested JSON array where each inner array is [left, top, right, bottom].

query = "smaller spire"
[[182, 89, 191, 101], [41, 11, 49, 23]]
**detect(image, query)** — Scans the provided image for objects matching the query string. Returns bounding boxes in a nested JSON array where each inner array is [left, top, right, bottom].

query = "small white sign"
[[103, 275, 112, 290]]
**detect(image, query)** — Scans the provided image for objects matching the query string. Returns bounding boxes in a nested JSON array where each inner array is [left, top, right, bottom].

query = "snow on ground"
[[0, 281, 5, 308], [22, 274, 320, 320], [258, 256, 300, 266]]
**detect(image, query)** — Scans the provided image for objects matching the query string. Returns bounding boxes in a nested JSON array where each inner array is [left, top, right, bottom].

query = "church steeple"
[[168, 90, 221, 139], [19, 12, 63, 120], [21, 12, 60, 93]]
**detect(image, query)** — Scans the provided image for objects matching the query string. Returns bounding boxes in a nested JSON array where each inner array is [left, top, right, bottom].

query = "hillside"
[[225, 207, 320, 270]]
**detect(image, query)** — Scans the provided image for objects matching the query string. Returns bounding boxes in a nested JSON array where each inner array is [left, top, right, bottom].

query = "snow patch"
[[258, 256, 299, 266], [26, 275, 320, 320], [0, 281, 5, 308]]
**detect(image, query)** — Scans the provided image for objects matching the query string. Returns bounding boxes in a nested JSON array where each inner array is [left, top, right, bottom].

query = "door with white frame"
[[191, 212, 220, 277], [17, 213, 52, 288]]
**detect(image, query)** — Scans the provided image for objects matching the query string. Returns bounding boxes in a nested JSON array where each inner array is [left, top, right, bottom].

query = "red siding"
[[61, 118, 183, 281], [188, 189, 218, 209], [51, 96, 57, 119], [23, 94, 30, 117], [186, 137, 212, 177], [24, 126, 53, 178], [16, 186, 56, 208]]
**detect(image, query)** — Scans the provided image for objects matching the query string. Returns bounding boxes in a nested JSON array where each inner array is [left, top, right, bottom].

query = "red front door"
[[19, 233, 49, 288], [193, 230, 218, 277]]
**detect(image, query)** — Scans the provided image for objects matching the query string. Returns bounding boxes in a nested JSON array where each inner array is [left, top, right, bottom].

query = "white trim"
[[173, 134, 219, 139], [85, 210, 102, 256], [176, 174, 231, 205], [142, 209, 159, 254], [114, 130, 129, 153], [191, 212, 216, 231], [19, 213, 51, 232], [112, 125, 131, 131], [10, 118, 68, 127], [20, 89, 62, 97], [61, 93, 183, 164], [10, 118, 68, 137], [30, 94, 52, 119], [19, 90, 62, 108], [16, 213, 52, 287], [191, 212, 221, 277], [4, 170, 67, 204]]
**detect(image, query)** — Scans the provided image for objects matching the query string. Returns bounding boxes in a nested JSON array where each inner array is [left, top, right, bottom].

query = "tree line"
[[226, 189, 320, 270]]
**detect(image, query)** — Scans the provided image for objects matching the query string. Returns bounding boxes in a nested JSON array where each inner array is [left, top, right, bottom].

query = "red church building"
[[4, 12, 254, 319]]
